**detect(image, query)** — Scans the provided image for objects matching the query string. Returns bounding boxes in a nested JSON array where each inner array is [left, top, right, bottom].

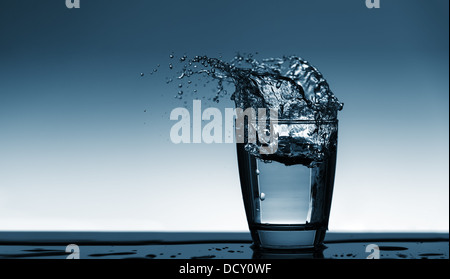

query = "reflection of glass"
[[252, 247, 325, 259], [237, 120, 338, 249]]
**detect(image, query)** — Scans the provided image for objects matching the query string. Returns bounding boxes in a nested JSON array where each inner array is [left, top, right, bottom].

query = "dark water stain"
[[0, 251, 68, 258], [396, 253, 408, 258], [378, 246, 408, 251], [88, 252, 136, 257], [418, 253, 444, 257], [22, 248, 63, 252], [191, 255, 216, 259]]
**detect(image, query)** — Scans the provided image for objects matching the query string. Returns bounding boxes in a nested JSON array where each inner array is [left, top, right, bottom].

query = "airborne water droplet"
[[260, 193, 265, 201]]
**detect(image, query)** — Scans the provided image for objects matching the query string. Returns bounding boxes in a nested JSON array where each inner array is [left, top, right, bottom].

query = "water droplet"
[[153, 69, 157, 72], [144, 109, 147, 112], [140, 73, 144, 77], [260, 193, 265, 201], [169, 54, 174, 58], [169, 64, 173, 69], [178, 90, 183, 95], [256, 169, 260, 175], [178, 83, 183, 88]]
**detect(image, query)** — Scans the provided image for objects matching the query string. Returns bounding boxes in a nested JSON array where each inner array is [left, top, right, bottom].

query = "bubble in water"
[[260, 193, 266, 201]]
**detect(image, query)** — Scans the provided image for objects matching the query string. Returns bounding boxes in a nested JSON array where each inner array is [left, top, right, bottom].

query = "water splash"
[[170, 54, 342, 118], [166, 53, 343, 166]]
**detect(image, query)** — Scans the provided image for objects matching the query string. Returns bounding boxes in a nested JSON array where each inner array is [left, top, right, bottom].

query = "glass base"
[[250, 225, 327, 250], [256, 229, 316, 249]]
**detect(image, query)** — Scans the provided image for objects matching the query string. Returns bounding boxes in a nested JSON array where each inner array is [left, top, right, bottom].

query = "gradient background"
[[0, 0, 448, 232]]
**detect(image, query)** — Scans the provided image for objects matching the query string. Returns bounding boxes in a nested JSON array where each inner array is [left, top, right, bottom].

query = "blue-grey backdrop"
[[0, 0, 448, 232]]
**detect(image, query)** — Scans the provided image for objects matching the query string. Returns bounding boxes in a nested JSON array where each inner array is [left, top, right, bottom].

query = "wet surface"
[[378, 246, 409, 251], [0, 232, 447, 259]]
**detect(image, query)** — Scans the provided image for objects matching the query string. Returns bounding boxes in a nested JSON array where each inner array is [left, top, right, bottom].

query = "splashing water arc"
[[167, 54, 343, 166]]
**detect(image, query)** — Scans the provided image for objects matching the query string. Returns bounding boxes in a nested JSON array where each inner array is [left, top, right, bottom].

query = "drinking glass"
[[236, 120, 338, 249]]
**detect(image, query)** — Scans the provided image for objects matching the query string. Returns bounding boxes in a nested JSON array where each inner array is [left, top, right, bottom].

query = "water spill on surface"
[[88, 251, 137, 257], [378, 246, 409, 251], [0, 240, 447, 259]]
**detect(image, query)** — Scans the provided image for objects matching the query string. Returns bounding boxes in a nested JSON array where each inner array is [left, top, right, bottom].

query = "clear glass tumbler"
[[236, 120, 338, 249]]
